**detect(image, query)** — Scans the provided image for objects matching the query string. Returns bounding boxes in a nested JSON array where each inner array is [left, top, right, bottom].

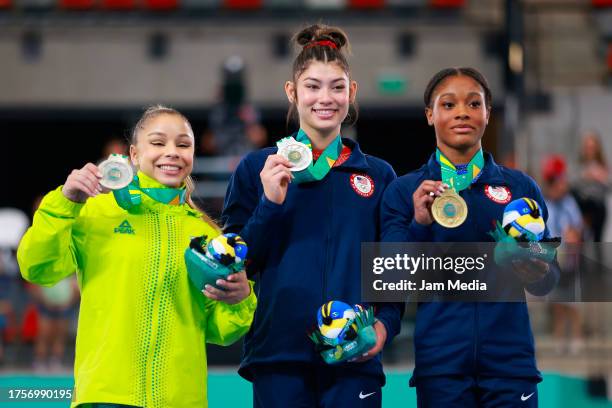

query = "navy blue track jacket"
[[380, 152, 559, 384], [222, 137, 402, 383]]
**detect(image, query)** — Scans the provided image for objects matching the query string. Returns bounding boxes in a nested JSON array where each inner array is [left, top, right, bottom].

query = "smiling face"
[[286, 60, 357, 142], [425, 74, 490, 162], [129, 113, 194, 188]]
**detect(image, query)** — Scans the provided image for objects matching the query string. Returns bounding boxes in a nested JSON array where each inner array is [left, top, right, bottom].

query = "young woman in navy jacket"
[[381, 67, 559, 407], [221, 24, 402, 408]]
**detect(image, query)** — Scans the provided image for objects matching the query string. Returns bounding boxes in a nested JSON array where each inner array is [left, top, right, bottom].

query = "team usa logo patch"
[[484, 185, 512, 204], [350, 174, 374, 197]]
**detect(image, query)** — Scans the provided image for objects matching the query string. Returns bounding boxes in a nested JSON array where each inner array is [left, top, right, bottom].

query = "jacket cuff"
[[374, 306, 401, 346], [408, 219, 433, 241], [525, 262, 560, 296], [226, 280, 257, 317], [260, 194, 284, 211], [41, 186, 85, 218], [253, 194, 284, 222]]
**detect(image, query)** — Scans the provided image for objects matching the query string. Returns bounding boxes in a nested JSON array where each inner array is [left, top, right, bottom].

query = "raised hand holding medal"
[[62, 156, 133, 204]]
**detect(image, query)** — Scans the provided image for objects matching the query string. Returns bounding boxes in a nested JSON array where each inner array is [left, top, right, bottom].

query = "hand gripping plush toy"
[[308, 301, 377, 364], [184, 233, 247, 291], [489, 197, 560, 265]]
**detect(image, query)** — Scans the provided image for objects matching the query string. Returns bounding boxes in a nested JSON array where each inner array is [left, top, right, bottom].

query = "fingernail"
[[204, 285, 210, 290], [216, 280, 223, 285], [97, 172, 103, 178], [429, 192, 435, 197]]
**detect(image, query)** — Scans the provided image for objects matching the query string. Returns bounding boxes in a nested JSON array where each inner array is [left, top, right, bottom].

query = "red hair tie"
[[304, 40, 338, 50]]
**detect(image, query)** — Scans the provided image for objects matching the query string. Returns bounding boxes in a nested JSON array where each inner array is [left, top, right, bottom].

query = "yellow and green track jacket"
[[17, 176, 257, 408]]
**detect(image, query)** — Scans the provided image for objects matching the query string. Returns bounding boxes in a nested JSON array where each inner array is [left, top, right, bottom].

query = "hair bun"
[[294, 24, 350, 54]]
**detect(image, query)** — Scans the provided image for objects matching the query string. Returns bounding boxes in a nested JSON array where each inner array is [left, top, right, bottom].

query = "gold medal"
[[431, 189, 467, 228]]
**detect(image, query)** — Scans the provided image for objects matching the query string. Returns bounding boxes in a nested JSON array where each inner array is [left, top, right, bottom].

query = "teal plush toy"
[[489, 221, 560, 265], [184, 234, 247, 291], [308, 302, 377, 365], [489, 197, 561, 265]]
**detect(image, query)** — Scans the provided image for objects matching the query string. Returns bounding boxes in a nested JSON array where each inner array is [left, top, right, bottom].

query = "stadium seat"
[[349, 0, 384, 8], [592, 0, 612, 7], [0, 0, 11, 8], [145, 0, 178, 10], [102, 0, 136, 9], [224, 0, 262, 8], [430, 0, 465, 7], [60, 0, 96, 8]]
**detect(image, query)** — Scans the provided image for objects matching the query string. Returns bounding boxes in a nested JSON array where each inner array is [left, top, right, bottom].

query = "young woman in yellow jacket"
[[18, 105, 256, 408]]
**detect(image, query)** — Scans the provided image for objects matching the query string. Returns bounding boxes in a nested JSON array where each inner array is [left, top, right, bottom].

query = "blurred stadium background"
[[1, 0, 612, 406]]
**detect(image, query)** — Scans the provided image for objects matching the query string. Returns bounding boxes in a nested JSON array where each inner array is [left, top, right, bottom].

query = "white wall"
[[0, 21, 502, 107]]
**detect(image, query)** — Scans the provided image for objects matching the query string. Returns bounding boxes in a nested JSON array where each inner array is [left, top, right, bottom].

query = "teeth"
[[159, 165, 180, 171], [314, 110, 335, 115]]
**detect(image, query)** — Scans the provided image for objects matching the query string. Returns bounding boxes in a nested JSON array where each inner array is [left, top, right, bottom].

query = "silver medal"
[[277, 137, 312, 172], [98, 154, 134, 190]]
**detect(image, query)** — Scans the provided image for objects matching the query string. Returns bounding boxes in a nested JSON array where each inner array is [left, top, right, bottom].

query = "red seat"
[[60, 0, 96, 8], [102, 0, 136, 9], [0, 0, 11, 8], [430, 0, 465, 7], [145, 0, 178, 9], [224, 0, 262, 9], [593, 0, 612, 7], [349, 0, 384, 8]]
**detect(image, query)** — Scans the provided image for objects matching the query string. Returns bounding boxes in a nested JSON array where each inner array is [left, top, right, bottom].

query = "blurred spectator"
[[28, 278, 79, 373], [0, 208, 29, 365], [200, 55, 268, 156], [101, 136, 129, 159], [25, 195, 79, 373], [572, 130, 609, 242], [542, 155, 585, 354]]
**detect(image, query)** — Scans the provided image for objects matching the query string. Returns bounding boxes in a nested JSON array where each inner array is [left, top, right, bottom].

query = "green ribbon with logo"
[[436, 148, 485, 191], [279, 129, 343, 184], [113, 171, 186, 211]]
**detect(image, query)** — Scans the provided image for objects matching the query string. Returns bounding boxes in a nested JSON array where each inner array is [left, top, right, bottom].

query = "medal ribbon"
[[114, 171, 186, 211], [279, 129, 343, 184], [436, 148, 484, 192]]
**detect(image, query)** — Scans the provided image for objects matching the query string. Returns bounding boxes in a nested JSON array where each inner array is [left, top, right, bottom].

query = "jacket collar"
[[426, 151, 505, 185], [133, 171, 200, 216], [336, 137, 370, 171]]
